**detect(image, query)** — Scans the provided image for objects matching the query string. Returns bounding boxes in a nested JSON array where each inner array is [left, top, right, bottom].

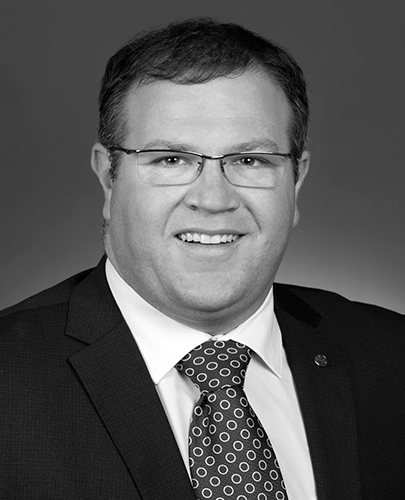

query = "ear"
[[292, 150, 310, 228], [91, 142, 113, 222]]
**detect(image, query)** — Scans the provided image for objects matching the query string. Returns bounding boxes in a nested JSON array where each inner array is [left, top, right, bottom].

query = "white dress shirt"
[[105, 259, 317, 500]]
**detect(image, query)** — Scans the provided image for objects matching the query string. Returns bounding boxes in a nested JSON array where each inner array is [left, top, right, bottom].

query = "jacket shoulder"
[[0, 268, 94, 320], [274, 282, 404, 327]]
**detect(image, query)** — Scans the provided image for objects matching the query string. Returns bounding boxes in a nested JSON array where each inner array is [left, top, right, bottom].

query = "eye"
[[161, 155, 184, 166], [146, 152, 196, 167], [238, 156, 259, 167], [230, 154, 274, 168]]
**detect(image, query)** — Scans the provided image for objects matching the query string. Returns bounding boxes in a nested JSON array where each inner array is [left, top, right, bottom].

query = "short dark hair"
[[98, 17, 309, 180]]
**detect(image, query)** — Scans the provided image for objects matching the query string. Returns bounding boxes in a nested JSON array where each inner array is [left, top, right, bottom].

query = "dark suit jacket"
[[1, 258, 404, 499]]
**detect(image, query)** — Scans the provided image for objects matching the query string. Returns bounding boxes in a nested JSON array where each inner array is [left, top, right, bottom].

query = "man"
[[0, 17, 404, 500]]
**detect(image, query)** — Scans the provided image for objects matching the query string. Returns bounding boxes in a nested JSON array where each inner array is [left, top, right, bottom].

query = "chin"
[[173, 279, 253, 315]]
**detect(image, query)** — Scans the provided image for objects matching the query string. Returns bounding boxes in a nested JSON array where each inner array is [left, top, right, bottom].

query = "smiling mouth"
[[176, 232, 242, 245]]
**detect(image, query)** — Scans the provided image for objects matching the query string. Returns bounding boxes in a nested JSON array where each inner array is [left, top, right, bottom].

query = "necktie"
[[176, 339, 288, 500]]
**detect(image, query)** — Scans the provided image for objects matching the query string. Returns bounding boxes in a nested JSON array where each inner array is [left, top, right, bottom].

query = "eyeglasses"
[[107, 147, 292, 188]]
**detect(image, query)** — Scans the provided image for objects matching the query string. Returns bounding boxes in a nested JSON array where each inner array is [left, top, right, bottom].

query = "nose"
[[183, 158, 241, 213]]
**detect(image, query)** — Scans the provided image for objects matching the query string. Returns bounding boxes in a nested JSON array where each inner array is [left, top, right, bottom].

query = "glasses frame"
[[107, 146, 293, 187]]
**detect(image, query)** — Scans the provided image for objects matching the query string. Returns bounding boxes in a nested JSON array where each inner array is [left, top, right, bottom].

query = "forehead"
[[122, 71, 292, 153]]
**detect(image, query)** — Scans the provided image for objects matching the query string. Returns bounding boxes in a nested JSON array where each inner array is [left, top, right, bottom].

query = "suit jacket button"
[[314, 354, 328, 367]]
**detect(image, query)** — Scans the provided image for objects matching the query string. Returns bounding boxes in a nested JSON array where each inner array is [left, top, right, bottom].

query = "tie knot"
[[176, 340, 252, 394]]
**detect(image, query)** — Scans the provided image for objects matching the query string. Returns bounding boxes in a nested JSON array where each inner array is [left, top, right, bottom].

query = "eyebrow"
[[230, 139, 281, 152], [142, 138, 281, 153], [143, 140, 194, 151]]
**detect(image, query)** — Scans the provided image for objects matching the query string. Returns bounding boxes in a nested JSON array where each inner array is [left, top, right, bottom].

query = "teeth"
[[178, 233, 240, 244]]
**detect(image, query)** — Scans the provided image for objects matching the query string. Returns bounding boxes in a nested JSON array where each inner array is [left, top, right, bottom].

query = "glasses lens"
[[137, 151, 201, 185], [223, 153, 286, 187]]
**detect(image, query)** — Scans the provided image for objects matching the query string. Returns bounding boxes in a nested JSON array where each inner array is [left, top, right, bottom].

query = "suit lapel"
[[65, 259, 195, 500], [274, 285, 362, 500]]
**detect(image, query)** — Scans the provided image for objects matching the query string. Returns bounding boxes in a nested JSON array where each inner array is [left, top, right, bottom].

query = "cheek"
[[253, 187, 295, 238], [109, 182, 173, 254], [109, 184, 145, 252]]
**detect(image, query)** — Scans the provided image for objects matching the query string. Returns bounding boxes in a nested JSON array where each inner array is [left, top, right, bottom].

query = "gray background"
[[1, 0, 404, 313]]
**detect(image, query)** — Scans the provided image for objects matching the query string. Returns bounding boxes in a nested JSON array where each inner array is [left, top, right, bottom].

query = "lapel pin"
[[314, 354, 328, 367]]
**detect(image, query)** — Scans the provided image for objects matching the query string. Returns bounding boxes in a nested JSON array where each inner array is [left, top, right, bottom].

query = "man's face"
[[92, 71, 309, 333]]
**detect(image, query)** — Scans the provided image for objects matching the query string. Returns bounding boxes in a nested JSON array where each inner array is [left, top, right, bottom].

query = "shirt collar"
[[105, 258, 283, 384]]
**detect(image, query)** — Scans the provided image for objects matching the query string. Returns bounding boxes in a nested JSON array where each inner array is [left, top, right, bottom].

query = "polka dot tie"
[[176, 339, 288, 500]]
